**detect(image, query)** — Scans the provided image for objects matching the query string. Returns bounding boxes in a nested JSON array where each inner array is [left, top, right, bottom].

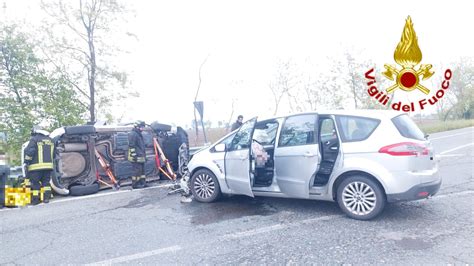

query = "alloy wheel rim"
[[342, 181, 376, 216], [194, 173, 215, 199]]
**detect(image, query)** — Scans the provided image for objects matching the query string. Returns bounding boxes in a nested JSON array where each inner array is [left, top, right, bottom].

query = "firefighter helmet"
[[31, 125, 50, 136], [134, 121, 146, 129]]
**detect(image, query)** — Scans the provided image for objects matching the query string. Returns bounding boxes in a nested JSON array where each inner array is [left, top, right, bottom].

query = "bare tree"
[[299, 73, 331, 111], [226, 98, 237, 131], [225, 80, 245, 131], [40, 0, 134, 122], [328, 50, 391, 110], [193, 55, 209, 143], [267, 53, 397, 115], [439, 57, 474, 120], [269, 60, 299, 115], [341, 51, 379, 109]]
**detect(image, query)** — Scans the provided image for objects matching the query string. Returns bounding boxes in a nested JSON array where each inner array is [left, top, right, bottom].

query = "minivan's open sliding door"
[[274, 114, 320, 198]]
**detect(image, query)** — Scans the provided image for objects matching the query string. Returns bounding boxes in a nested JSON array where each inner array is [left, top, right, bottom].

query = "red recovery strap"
[[95, 149, 119, 187], [153, 137, 161, 169], [153, 137, 176, 180]]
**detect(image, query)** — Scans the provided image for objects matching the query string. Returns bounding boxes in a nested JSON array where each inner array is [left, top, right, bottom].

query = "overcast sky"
[[2, 0, 473, 127]]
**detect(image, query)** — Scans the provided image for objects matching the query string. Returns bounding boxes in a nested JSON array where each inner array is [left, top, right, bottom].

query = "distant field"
[[187, 127, 229, 147], [415, 119, 474, 134]]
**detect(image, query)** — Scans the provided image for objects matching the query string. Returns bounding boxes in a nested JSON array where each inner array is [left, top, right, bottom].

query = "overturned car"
[[23, 122, 189, 196]]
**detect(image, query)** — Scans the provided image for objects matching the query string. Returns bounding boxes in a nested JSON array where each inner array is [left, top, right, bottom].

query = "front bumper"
[[386, 179, 441, 203]]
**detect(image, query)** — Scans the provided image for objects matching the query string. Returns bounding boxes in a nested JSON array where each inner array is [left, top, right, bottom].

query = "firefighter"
[[128, 121, 147, 189], [24, 126, 54, 205]]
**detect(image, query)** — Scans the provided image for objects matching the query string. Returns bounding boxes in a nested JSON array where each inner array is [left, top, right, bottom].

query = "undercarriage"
[[48, 122, 189, 195]]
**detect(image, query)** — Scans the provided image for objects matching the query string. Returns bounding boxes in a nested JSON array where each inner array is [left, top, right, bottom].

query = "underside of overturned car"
[[25, 122, 189, 196]]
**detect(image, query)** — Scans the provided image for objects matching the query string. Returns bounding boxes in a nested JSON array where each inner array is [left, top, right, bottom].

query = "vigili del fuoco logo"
[[364, 16, 452, 112]]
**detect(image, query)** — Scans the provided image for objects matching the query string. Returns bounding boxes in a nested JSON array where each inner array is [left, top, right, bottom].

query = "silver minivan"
[[187, 110, 441, 220]]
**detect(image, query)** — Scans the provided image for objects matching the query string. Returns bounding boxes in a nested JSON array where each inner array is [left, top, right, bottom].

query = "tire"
[[50, 171, 69, 195], [65, 125, 95, 135], [69, 183, 100, 196], [337, 175, 385, 220], [150, 122, 172, 132], [191, 169, 221, 203]]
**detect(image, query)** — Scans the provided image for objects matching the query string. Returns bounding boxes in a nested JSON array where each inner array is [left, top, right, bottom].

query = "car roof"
[[256, 109, 402, 122], [319, 109, 402, 119]]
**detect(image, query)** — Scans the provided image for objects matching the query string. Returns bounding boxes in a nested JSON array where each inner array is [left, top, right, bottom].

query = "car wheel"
[[337, 175, 385, 220], [65, 125, 95, 135], [150, 122, 172, 132], [191, 169, 221, 203], [69, 183, 100, 196]]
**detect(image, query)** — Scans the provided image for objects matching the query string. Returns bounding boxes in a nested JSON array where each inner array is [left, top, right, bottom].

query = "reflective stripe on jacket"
[[25, 134, 54, 171]]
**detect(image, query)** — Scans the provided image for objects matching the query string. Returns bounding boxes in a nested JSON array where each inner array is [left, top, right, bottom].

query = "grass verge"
[[416, 119, 474, 134]]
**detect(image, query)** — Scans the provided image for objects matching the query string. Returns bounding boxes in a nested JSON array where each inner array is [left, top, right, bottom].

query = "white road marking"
[[51, 184, 174, 204], [439, 143, 474, 155], [430, 130, 473, 140], [87, 215, 341, 263], [436, 154, 463, 158], [86, 245, 182, 265], [297, 214, 342, 225], [222, 214, 341, 239]]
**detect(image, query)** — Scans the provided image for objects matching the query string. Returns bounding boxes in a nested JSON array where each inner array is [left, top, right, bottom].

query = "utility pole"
[[193, 56, 209, 145]]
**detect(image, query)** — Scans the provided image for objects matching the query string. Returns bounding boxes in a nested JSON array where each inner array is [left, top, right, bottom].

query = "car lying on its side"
[[187, 110, 441, 220], [22, 122, 189, 196]]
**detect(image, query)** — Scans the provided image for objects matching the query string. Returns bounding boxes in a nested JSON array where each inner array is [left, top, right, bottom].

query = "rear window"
[[391, 114, 425, 140], [336, 115, 380, 142]]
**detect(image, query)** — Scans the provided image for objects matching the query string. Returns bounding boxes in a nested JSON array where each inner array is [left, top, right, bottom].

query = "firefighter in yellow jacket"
[[128, 121, 147, 189], [24, 126, 54, 205]]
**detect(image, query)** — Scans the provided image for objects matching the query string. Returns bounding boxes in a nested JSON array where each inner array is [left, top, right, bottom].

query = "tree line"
[[0, 0, 134, 163], [268, 55, 473, 121]]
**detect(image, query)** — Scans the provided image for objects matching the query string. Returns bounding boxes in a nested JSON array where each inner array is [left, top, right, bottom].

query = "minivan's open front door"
[[224, 117, 257, 197]]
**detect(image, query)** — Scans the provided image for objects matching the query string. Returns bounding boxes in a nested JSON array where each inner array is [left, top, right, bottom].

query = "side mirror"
[[214, 143, 226, 152]]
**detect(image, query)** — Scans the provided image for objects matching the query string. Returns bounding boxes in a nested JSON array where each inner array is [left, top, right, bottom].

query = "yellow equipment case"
[[1, 168, 32, 207]]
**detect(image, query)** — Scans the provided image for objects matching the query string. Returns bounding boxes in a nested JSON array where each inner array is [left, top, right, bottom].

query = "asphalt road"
[[1, 127, 473, 265]]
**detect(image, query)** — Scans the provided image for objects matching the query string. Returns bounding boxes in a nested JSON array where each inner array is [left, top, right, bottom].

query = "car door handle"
[[304, 152, 316, 157], [239, 155, 247, 160], [330, 146, 338, 150]]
